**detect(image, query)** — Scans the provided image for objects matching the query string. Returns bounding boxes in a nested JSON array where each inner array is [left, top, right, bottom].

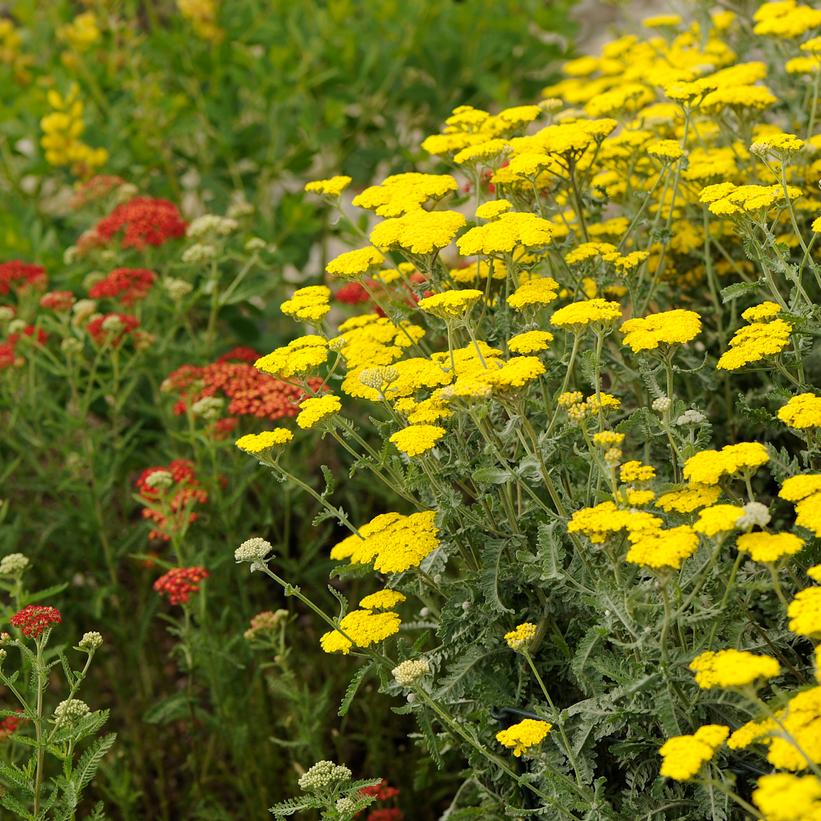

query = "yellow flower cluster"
[[326, 247, 384, 279], [354, 173, 458, 217], [620, 309, 701, 353], [280, 286, 331, 323], [40, 86, 107, 174], [689, 649, 781, 689], [780, 474, 821, 537], [699, 182, 802, 216], [58, 12, 101, 51], [788, 589, 821, 639], [568, 501, 661, 545], [753, 773, 821, 821], [625, 525, 699, 571], [319, 608, 401, 655], [358, 589, 406, 611], [656, 486, 721, 513], [495, 719, 551, 757], [456, 212, 554, 256], [329, 511, 440, 574], [692, 504, 744, 537], [296, 395, 342, 430], [778, 394, 821, 430], [370, 209, 466, 255], [504, 622, 537, 651], [255, 336, 328, 380], [389, 424, 446, 457], [235, 428, 294, 454], [738, 531, 805, 563], [304, 175, 352, 198], [507, 277, 559, 311], [683, 442, 769, 485], [508, 330, 553, 355], [418, 289, 483, 319], [717, 308, 793, 371], [659, 725, 728, 781], [551, 299, 622, 330]]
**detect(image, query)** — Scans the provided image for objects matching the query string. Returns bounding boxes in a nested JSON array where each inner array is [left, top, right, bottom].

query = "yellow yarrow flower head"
[[647, 139, 684, 161], [304, 175, 352, 197], [370, 209, 466, 254], [496, 719, 551, 757], [319, 609, 401, 655], [507, 277, 559, 311], [620, 461, 655, 483], [683, 442, 769, 485], [738, 531, 805, 563], [508, 330, 553, 354], [326, 247, 384, 279], [389, 424, 446, 457], [778, 394, 821, 429], [235, 428, 294, 454], [475, 200, 513, 221], [456, 212, 553, 256], [551, 298, 622, 331], [658, 725, 729, 781], [753, 773, 821, 821], [620, 309, 701, 353], [787, 589, 821, 638], [693, 504, 744, 537], [504, 622, 537, 651], [354, 173, 458, 217], [296, 394, 342, 430], [690, 649, 781, 689], [418, 289, 483, 319], [625, 526, 699, 571], [280, 285, 331, 323], [358, 590, 406, 610], [255, 336, 329, 379]]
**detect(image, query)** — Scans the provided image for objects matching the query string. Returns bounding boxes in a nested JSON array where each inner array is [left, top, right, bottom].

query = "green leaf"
[[72, 733, 117, 794], [720, 280, 763, 303], [338, 662, 372, 717]]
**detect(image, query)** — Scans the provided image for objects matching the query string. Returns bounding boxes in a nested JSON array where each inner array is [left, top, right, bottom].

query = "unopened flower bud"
[[78, 631, 103, 652]]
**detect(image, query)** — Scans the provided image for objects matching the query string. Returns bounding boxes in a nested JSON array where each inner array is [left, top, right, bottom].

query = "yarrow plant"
[[235, 3, 821, 817]]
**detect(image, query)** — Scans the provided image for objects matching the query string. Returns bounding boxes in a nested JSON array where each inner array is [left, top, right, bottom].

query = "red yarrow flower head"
[[94, 197, 187, 250], [0, 713, 24, 740], [86, 312, 139, 346], [40, 291, 76, 312], [10, 605, 62, 638], [89, 268, 155, 306], [335, 282, 371, 305], [69, 175, 130, 209], [154, 567, 209, 606], [0, 261, 47, 296]]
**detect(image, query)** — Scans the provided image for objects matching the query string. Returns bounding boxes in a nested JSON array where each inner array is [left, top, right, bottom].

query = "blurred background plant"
[[0, 0, 576, 817]]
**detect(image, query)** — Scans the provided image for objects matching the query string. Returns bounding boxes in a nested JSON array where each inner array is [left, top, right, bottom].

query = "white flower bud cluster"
[[144, 470, 173, 490], [738, 501, 771, 530], [358, 366, 398, 390], [186, 214, 239, 240], [651, 396, 671, 413], [191, 396, 224, 420], [676, 409, 706, 426], [164, 277, 193, 301], [78, 631, 103, 652], [53, 699, 90, 726], [392, 657, 430, 687], [61, 338, 83, 355], [234, 537, 273, 564], [297, 760, 352, 792], [182, 243, 217, 264], [0, 553, 29, 576], [335, 797, 358, 815]]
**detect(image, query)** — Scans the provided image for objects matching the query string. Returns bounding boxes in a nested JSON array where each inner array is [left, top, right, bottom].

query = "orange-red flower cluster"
[[94, 197, 187, 249], [40, 290, 76, 312], [0, 325, 48, 369], [134, 459, 208, 541], [153, 566, 209, 606], [0, 261, 47, 296], [164, 350, 321, 421], [89, 268, 155, 305], [69, 175, 129, 209]]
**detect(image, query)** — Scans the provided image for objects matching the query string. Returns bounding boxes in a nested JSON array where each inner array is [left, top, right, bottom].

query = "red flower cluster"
[[164, 352, 321, 422], [154, 566, 209, 605], [335, 282, 371, 305], [360, 780, 402, 820], [94, 197, 187, 250], [40, 290, 76, 312], [86, 312, 140, 346], [0, 713, 24, 740], [0, 261, 47, 296], [10, 605, 62, 638], [89, 268, 155, 306], [134, 459, 208, 541], [0, 325, 48, 370]]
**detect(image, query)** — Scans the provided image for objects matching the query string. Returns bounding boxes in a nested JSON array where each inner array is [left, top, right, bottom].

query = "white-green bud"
[[164, 277, 193, 301], [144, 470, 173, 490], [392, 658, 430, 687], [78, 631, 103, 652], [235, 537, 273, 564], [297, 760, 352, 792], [191, 396, 224, 420], [182, 243, 217, 263], [53, 699, 90, 727], [651, 396, 671, 413], [0, 553, 29, 576]]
